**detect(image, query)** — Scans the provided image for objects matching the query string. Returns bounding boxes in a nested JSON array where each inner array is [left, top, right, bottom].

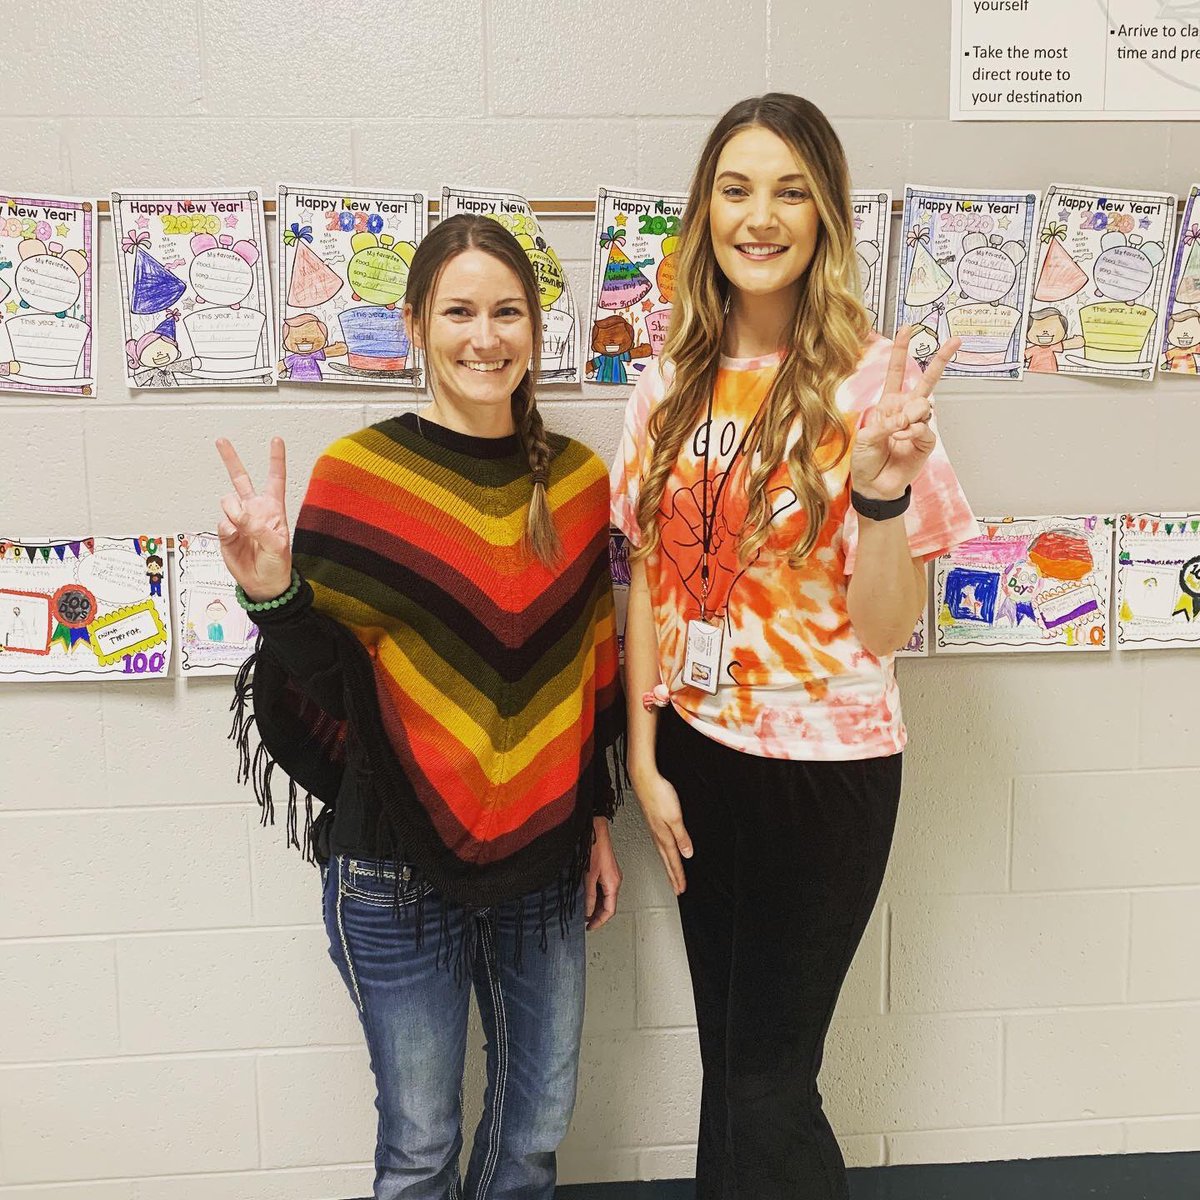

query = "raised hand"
[[851, 327, 960, 502], [215, 437, 293, 602]]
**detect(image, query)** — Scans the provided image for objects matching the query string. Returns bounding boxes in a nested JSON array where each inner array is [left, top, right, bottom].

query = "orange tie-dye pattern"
[[610, 336, 977, 762]]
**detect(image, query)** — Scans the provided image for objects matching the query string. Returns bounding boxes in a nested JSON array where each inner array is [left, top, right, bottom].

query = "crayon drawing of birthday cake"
[[5, 315, 90, 383], [329, 306, 419, 382], [182, 307, 267, 376], [946, 234, 1027, 368], [1077, 233, 1164, 366]]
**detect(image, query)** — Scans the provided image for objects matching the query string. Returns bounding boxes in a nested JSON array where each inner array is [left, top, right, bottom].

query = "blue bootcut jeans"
[[322, 853, 586, 1200]]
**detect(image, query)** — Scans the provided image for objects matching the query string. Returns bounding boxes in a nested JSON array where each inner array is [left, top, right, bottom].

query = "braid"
[[513, 380, 561, 565]]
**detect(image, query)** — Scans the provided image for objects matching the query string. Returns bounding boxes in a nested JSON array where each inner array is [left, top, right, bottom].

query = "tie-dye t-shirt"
[[609, 337, 976, 760]]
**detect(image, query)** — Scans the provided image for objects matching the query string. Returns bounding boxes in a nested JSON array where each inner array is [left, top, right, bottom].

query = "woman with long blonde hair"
[[611, 94, 976, 1198]]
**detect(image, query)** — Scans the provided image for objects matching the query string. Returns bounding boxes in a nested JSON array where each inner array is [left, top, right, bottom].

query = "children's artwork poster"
[[1159, 186, 1200, 377], [276, 185, 425, 388], [609, 529, 631, 665], [1116, 513, 1200, 650], [0, 535, 171, 681], [111, 190, 274, 389], [852, 190, 892, 334], [587, 187, 685, 387], [895, 186, 1040, 381], [935, 516, 1114, 654], [441, 186, 579, 384], [174, 532, 257, 675], [0, 194, 97, 396], [1027, 184, 1176, 381]]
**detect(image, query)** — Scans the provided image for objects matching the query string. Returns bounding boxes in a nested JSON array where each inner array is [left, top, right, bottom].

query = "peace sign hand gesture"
[[215, 437, 293, 603], [850, 327, 959, 502]]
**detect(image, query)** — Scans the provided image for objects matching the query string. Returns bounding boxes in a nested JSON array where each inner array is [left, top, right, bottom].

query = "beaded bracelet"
[[235, 569, 301, 613]]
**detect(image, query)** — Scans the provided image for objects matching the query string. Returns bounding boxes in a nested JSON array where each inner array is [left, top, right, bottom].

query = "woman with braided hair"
[[216, 214, 624, 1200]]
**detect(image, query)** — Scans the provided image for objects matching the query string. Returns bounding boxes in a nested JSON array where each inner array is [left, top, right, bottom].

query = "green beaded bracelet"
[[235, 569, 301, 613]]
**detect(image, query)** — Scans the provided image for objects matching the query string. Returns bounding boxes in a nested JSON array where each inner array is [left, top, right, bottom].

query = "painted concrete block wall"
[[1, 1, 1198, 1193]]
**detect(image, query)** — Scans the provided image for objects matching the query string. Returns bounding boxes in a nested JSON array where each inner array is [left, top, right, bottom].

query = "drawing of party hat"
[[1034, 223, 1088, 303], [903, 226, 952, 307], [598, 225, 652, 310], [288, 240, 343, 308], [130, 245, 187, 314], [1174, 223, 1200, 305], [153, 309, 179, 341]]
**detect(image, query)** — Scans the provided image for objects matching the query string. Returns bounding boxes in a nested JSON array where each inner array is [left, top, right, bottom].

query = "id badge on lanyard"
[[683, 616, 723, 695]]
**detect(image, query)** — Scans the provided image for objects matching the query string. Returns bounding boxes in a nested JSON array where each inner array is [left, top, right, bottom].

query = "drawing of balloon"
[[1093, 232, 1164, 303], [657, 235, 680, 304], [14, 238, 86, 313], [523, 237, 565, 309], [347, 232, 416, 308], [957, 232, 1026, 303], [644, 307, 672, 357], [189, 234, 259, 307]]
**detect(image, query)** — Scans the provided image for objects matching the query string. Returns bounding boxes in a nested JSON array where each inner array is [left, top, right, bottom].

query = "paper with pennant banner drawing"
[[441, 186, 580, 384], [895, 185, 1041, 382], [0, 193, 97, 396], [276, 185, 426, 388], [1027, 184, 1176, 381], [174, 532, 258, 676], [1116, 512, 1200, 649], [587, 187, 686, 387], [0, 535, 172, 681], [935, 516, 1114, 653], [111, 190, 274, 388]]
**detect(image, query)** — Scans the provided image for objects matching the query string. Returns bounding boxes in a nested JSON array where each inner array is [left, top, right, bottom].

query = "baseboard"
[[555, 1150, 1200, 1199]]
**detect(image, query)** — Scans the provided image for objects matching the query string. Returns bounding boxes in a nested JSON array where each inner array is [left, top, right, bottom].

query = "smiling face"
[[1168, 312, 1200, 348], [908, 328, 939, 359], [284, 319, 327, 354], [1029, 312, 1066, 346], [708, 125, 822, 306], [406, 249, 533, 431], [142, 336, 180, 368]]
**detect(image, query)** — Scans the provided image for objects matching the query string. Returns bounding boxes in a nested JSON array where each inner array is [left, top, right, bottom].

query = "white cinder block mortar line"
[[998, 1017, 1006, 1121], [865, 998, 1200, 1021], [481, 0, 492, 116], [1013, 765, 1200, 780], [1005, 778, 1015, 892], [0, 1044, 368, 1072], [245, 811, 260, 923], [0, 802, 252, 817], [194, 0, 209, 113], [0, 923, 325, 946], [1122, 893, 1135, 1004], [111, 937, 124, 1055], [881, 901, 892, 1015]]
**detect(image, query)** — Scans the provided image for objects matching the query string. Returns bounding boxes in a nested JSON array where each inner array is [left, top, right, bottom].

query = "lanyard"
[[697, 393, 765, 620]]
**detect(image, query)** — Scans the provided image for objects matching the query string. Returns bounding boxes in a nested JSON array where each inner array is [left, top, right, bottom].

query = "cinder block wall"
[[1, 2, 1198, 1195]]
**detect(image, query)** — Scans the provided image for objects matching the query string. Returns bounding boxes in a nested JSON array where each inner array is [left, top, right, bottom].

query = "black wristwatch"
[[851, 485, 911, 522]]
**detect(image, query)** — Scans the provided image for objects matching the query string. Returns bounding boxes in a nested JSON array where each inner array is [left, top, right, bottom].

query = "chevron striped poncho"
[[233, 413, 624, 911]]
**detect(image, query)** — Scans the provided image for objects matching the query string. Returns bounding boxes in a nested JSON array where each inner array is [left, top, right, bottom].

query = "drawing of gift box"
[[182, 307, 267, 375], [1077, 302, 1157, 365], [327, 306, 411, 379], [1076, 233, 1164, 366], [946, 302, 1021, 366], [5, 314, 90, 383], [644, 308, 672, 358], [540, 308, 575, 371]]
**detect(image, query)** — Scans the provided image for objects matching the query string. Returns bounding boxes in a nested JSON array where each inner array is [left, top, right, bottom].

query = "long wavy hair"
[[405, 213, 560, 564], [634, 93, 871, 566]]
